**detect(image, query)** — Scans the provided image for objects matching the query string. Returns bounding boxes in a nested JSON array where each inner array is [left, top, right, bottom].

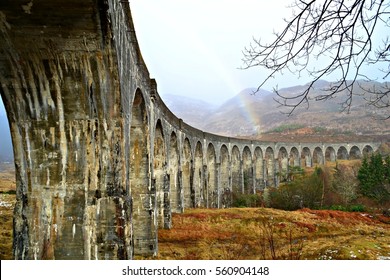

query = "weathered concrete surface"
[[0, 0, 142, 259], [0, 1, 381, 259]]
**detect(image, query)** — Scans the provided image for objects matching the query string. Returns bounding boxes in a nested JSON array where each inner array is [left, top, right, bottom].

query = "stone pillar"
[[274, 159, 279, 187], [216, 162, 221, 208], [263, 159, 267, 188], [228, 162, 233, 208], [189, 162, 195, 208], [239, 160, 244, 193], [286, 161, 290, 182], [178, 169, 184, 213], [1, 52, 133, 259], [163, 172, 171, 229], [252, 160, 256, 193], [203, 165, 208, 208]]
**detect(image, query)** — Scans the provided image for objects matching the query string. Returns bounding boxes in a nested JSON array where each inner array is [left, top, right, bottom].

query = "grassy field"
[[0, 163, 16, 260], [155, 208, 390, 260]]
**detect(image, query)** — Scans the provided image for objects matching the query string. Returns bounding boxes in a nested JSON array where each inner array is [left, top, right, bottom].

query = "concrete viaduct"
[[0, 1, 380, 259]]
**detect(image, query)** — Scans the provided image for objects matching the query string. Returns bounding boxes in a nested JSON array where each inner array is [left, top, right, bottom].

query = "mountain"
[[266, 80, 390, 135], [162, 80, 390, 141], [160, 94, 218, 129], [199, 88, 275, 136]]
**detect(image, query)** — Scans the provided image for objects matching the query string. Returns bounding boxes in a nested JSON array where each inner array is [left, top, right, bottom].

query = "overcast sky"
[[131, 0, 298, 104], [130, 0, 390, 105]]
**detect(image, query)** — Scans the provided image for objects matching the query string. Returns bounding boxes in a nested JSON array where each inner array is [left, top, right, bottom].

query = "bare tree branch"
[[242, 0, 390, 116]]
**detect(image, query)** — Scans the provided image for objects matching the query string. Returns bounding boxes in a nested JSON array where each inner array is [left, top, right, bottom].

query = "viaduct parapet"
[[0, 1, 380, 259]]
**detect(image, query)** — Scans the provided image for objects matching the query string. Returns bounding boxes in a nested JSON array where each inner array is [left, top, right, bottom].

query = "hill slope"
[[160, 94, 217, 129], [163, 80, 390, 140]]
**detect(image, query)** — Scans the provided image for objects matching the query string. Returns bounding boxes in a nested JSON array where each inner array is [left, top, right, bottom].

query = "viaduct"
[[0, 1, 380, 259]]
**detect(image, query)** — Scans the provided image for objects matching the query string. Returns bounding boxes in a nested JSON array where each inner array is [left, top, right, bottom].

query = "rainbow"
[[237, 91, 263, 134]]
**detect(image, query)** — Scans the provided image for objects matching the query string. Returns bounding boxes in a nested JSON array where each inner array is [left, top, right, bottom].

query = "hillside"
[[163, 80, 390, 140], [160, 94, 217, 129], [200, 88, 271, 136]]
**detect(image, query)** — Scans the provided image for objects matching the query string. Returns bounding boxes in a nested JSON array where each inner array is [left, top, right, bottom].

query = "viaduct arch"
[[0, 1, 381, 259]]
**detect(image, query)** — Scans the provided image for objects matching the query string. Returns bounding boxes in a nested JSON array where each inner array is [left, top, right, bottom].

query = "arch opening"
[[182, 138, 192, 209], [220, 145, 230, 208], [153, 120, 170, 229], [242, 146, 253, 194], [301, 147, 312, 167], [337, 146, 349, 160], [325, 147, 336, 162], [0, 95, 16, 260], [313, 147, 324, 165], [265, 147, 275, 187], [169, 132, 181, 213], [206, 143, 217, 208], [363, 145, 374, 157], [194, 142, 203, 207], [277, 147, 289, 183], [349, 146, 362, 159], [231, 146, 241, 194], [289, 147, 300, 167], [254, 147, 264, 190]]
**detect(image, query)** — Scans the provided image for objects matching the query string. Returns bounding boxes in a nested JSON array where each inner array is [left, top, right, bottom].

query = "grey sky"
[[130, 0, 390, 105], [130, 0, 297, 104]]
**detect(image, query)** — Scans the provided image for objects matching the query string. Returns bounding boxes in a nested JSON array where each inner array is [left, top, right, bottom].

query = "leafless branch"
[[242, 0, 390, 116]]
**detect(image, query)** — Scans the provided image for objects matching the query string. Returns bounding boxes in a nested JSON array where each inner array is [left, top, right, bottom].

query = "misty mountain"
[[163, 80, 390, 138], [199, 88, 274, 136], [160, 94, 218, 129]]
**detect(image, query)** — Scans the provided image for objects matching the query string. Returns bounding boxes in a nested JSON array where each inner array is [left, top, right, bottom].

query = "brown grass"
[[154, 207, 390, 260], [0, 163, 16, 260]]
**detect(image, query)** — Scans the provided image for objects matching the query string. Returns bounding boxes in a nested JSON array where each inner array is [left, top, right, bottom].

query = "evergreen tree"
[[357, 156, 372, 197], [385, 156, 390, 185], [357, 153, 390, 203]]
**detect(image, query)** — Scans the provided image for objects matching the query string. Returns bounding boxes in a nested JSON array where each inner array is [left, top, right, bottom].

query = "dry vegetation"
[[154, 208, 390, 260], [251, 128, 387, 144], [0, 163, 16, 260]]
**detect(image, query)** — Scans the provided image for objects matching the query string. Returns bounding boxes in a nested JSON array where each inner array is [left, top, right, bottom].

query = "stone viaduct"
[[0, 1, 380, 259]]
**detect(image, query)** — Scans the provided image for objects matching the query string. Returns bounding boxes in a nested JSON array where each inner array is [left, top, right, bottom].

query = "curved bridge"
[[0, 1, 380, 259]]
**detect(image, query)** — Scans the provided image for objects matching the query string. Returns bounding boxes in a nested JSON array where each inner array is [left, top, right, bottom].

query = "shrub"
[[268, 124, 305, 133], [232, 193, 262, 208], [331, 163, 359, 206], [329, 205, 348, 211], [324, 204, 365, 212], [264, 167, 324, 211], [349, 204, 365, 212]]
